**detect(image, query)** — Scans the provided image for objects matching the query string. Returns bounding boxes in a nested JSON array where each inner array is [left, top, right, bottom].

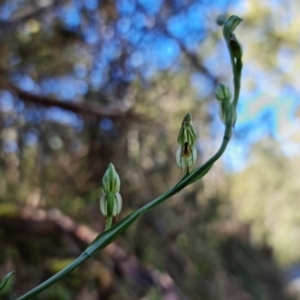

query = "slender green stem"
[[141, 126, 231, 214], [229, 55, 240, 108], [16, 79, 236, 300], [226, 42, 242, 109], [16, 126, 232, 300], [16, 17, 242, 300], [222, 15, 243, 109], [105, 216, 113, 230]]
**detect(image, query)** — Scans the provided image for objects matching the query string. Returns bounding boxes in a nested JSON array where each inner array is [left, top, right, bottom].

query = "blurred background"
[[0, 0, 300, 299]]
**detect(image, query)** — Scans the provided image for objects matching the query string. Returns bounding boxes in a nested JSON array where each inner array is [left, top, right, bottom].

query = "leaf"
[[236, 58, 243, 73], [0, 271, 14, 292], [84, 209, 142, 255], [189, 164, 213, 184], [223, 15, 243, 42]]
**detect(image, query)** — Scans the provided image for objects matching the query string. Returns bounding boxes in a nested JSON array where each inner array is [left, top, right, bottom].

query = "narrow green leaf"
[[229, 35, 243, 59], [223, 15, 242, 42], [236, 58, 243, 73], [0, 271, 14, 292], [189, 164, 213, 184], [85, 209, 142, 255]]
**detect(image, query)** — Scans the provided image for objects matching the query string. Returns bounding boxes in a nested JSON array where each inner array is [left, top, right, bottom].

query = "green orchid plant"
[[100, 163, 123, 230], [176, 113, 197, 174], [0, 15, 243, 299]]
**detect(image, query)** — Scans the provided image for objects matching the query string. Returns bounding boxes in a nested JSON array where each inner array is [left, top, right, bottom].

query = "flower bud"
[[176, 144, 197, 172], [100, 191, 122, 220], [225, 104, 237, 127], [215, 84, 235, 126], [102, 163, 120, 194], [100, 163, 122, 221], [177, 113, 197, 147], [215, 84, 231, 102], [176, 114, 197, 173], [219, 103, 237, 126]]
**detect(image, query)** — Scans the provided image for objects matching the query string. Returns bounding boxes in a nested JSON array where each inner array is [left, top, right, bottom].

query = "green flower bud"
[[101, 163, 122, 221], [177, 113, 197, 147], [100, 191, 122, 220], [215, 84, 236, 126], [226, 105, 237, 127], [176, 144, 197, 172], [218, 103, 227, 124], [219, 103, 237, 127], [215, 84, 231, 102], [102, 163, 120, 194], [176, 114, 198, 173]]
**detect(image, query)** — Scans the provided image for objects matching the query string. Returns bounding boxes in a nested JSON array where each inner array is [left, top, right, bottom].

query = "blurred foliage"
[[230, 134, 300, 265], [0, 0, 299, 299]]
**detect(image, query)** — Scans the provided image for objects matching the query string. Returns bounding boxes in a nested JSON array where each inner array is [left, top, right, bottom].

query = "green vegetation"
[[0, 1, 299, 299]]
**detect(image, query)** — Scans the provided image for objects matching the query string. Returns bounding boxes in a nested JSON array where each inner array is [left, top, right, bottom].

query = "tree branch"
[[0, 0, 58, 38], [3, 82, 139, 120]]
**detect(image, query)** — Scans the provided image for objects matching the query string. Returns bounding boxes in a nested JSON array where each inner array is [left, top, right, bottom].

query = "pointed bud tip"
[[102, 162, 121, 194], [177, 113, 197, 147], [215, 84, 231, 102], [223, 15, 243, 41], [183, 113, 192, 122], [108, 162, 115, 169]]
